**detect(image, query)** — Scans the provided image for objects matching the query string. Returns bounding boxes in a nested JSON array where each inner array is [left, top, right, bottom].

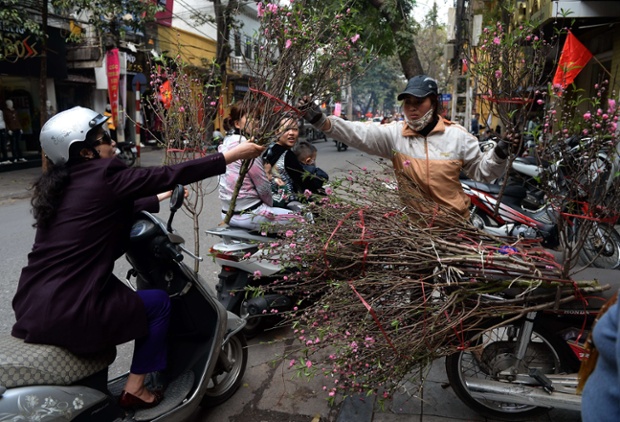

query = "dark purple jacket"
[[12, 153, 226, 354]]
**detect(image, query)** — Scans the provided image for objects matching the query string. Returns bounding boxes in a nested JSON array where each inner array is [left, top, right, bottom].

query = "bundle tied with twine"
[[256, 163, 608, 397]]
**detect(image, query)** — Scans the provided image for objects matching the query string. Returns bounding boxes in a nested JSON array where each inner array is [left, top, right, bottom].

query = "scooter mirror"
[[170, 184, 185, 212]]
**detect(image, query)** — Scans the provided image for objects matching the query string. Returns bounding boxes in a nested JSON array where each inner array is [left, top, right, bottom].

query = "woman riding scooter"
[[10, 106, 264, 410]]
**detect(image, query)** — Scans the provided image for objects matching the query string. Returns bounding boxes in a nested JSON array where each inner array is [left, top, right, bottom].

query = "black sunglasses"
[[92, 132, 113, 146]]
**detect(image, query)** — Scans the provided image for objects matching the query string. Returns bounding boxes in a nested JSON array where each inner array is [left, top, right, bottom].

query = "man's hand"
[[297, 96, 327, 128], [494, 139, 512, 159]]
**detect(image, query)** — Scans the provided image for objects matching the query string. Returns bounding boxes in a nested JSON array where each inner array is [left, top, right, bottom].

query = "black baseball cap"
[[397, 75, 438, 100]]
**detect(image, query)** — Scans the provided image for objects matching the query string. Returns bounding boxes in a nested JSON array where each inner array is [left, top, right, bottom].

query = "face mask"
[[406, 108, 434, 132]]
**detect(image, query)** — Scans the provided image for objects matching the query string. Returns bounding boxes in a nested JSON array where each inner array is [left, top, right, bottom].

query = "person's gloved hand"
[[494, 139, 512, 159], [297, 97, 327, 128]]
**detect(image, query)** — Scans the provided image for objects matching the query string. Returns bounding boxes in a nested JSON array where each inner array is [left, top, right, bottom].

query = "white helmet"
[[40, 106, 109, 165]]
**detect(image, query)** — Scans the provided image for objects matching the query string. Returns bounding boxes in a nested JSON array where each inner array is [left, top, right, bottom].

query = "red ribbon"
[[249, 87, 302, 116]]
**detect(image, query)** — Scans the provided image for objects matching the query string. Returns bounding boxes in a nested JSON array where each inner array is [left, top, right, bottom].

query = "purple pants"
[[131, 290, 170, 374]]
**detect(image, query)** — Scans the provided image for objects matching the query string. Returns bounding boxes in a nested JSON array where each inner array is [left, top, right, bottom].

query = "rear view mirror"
[[170, 184, 185, 212]]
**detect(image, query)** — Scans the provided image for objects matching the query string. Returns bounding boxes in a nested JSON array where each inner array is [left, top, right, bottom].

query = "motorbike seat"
[[0, 334, 115, 388], [461, 179, 527, 200]]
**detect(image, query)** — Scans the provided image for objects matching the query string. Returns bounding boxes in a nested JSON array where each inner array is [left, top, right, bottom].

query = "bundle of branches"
[[222, 1, 373, 223], [255, 163, 607, 399]]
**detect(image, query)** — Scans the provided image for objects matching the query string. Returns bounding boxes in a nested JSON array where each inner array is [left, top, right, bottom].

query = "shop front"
[[0, 27, 67, 155]]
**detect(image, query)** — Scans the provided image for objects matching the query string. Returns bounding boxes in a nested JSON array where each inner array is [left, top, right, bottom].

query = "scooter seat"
[[0, 334, 115, 388]]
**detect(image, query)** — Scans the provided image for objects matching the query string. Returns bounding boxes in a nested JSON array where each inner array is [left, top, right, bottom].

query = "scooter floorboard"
[[108, 371, 195, 420]]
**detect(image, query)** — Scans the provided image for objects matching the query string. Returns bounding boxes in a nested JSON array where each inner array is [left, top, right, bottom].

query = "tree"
[[416, 2, 450, 85], [351, 56, 404, 118], [366, 0, 424, 78]]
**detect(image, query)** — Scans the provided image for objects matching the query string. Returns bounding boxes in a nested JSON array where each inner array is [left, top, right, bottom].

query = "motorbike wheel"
[[240, 315, 265, 339], [579, 223, 620, 269], [201, 332, 248, 407], [445, 322, 573, 421], [118, 149, 136, 167]]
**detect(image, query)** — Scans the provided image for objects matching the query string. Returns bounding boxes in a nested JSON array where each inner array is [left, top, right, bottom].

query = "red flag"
[[552, 31, 592, 90]]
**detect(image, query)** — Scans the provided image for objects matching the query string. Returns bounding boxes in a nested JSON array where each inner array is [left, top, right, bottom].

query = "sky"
[[413, 0, 453, 25]]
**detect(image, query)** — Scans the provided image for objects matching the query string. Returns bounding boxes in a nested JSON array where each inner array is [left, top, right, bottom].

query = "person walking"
[[4, 99, 26, 162]]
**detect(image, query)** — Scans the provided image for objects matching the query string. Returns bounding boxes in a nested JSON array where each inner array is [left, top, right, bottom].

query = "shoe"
[[18, 158, 27, 162], [118, 390, 164, 410], [0, 160, 10, 165]]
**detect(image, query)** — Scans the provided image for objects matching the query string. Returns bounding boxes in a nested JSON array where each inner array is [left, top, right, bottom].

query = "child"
[[263, 142, 294, 208], [292, 141, 329, 195]]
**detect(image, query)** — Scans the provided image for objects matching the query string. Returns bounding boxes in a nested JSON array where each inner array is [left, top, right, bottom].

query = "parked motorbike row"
[[468, 134, 620, 270]]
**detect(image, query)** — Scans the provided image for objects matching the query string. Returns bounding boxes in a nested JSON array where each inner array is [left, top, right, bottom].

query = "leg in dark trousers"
[[131, 289, 171, 374]]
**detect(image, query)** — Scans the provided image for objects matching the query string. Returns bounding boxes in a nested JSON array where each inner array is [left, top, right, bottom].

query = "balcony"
[[530, 0, 620, 24]]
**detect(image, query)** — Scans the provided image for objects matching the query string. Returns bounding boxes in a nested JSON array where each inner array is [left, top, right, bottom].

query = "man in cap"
[[298, 75, 510, 222]]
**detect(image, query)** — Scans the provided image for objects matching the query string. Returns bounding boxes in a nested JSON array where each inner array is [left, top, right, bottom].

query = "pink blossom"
[[267, 3, 278, 13], [253, 270, 262, 278], [495, 69, 502, 79], [608, 99, 616, 113], [351, 34, 360, 43], [285, 39, 292, 49], [493, 37, 500, 45], [306, 360, 312, 368], [583, 112, 592, 120], [285, 230, 294, 237], [329, 391, 336, 397], [304, 189, 312, 199], [537, 99, 544, 105], [179, 106, 185, 112], [257, 3, 264, 17], [289, 359, 296, 368]]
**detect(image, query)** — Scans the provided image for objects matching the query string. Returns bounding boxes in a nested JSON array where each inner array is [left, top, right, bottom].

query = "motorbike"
[[462, 177, 620, 269], [335, 140, 348, 152], [0, 185, 248, 421], [205, 226, 296, 338], [446, 289, 609, 420], [116, 141, 138, 167]]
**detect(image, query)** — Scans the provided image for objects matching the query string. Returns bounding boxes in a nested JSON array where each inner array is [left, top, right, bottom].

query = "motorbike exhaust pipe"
[[465, 378, 581, 411], [242, 294, 294, 317]]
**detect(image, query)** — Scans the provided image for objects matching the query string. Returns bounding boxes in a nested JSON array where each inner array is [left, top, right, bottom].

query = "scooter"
[[446, 289, 610, 420], [0, 185, 248, 421], [116, 141, 138, 167], [205, 226, 296, 338]]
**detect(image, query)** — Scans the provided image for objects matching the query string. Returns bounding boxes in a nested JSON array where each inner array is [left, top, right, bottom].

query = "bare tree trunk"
[[367, 0, 424, 78]]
